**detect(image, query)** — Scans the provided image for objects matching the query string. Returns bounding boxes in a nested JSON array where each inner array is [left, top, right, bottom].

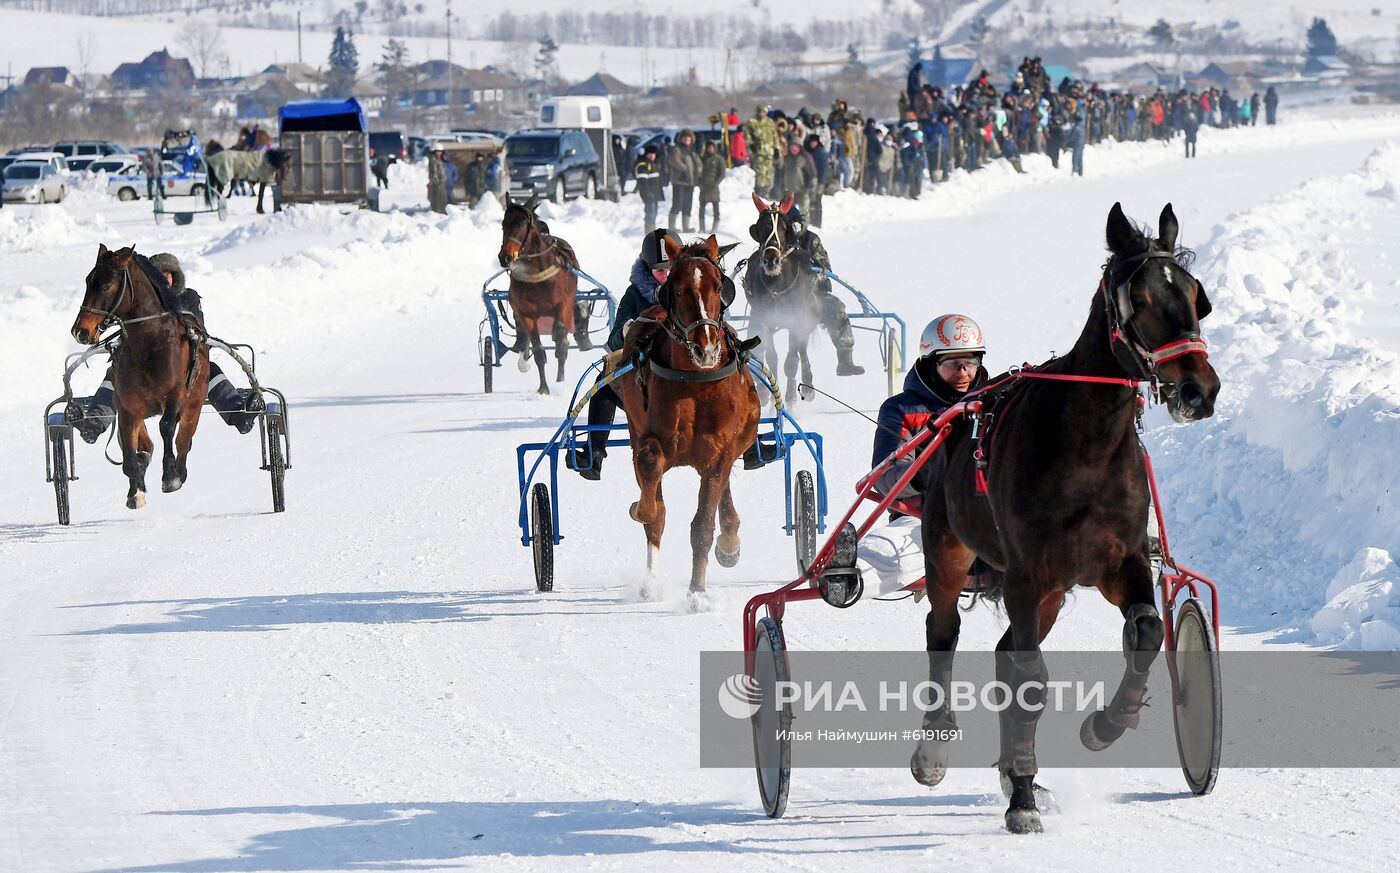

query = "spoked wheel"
[[530, 482, 554, 592], [1170, 597, 1221, 795], [51, 431, 71, 526], [752, 616, 792, 818], [793, 469, 816, 573], [267, 415, 286, 513], [481, 339, 495, 394], [885, 330, 902, 397]]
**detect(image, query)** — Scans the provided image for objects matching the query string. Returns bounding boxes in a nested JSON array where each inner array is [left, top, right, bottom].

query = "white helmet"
[[919, 314, 986, 358]]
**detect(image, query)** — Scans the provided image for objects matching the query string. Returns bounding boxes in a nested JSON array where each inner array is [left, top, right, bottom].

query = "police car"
[[93, 156, 207, 201]]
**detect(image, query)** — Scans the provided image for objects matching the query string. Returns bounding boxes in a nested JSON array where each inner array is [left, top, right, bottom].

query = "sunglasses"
[[936, 358, 981, 374]]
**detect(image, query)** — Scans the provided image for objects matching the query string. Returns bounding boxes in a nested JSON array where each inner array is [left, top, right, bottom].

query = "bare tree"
[[176, 19, 227, 79], [74, 32, 98, 88]]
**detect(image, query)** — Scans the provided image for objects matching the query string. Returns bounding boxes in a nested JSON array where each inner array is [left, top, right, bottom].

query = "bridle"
[[502, 207, 556, 263], [79, 266, 171, 334], [758, 206, 797, 273], [658, 255, 728, 368], [1101, 250, 1208, 382]]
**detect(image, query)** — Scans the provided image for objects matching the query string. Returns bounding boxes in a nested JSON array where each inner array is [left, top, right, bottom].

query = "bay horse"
[[70, 245, 211, 510], [205, 148, 290, 214], [497, 194, 589, 395], [614, 235, 757, 609], [910, 203, 1219, 833], [743, 192, 822, 405]]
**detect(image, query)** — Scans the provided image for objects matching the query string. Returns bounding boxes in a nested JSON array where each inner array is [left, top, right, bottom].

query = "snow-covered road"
[[3, 109, 1400, 870]]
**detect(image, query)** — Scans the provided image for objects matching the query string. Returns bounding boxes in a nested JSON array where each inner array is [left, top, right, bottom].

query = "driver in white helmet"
[[858, 314, 988, 592]]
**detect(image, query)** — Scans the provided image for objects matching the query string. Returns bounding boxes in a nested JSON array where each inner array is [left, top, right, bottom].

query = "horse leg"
[[629, 436, 667, 579], [167, 393, 203, 493], [714, 475, 741, 568], [910, 532, 972, 787], [159, 404, 181, 492], [515, 318, 536, 373], [1082, 552, 1163, 752], [783, 341, 801, 405], [255, 181, 265, 214], [797, 332, 814, 401], [530, 329, 550, 395], [118, 411, 153, 510], [995, 576, 1058, 834], [551, 318, 569, 384]]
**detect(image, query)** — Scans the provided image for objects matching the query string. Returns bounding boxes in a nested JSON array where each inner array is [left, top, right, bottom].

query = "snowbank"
[[1148, 142, 1400, 647]]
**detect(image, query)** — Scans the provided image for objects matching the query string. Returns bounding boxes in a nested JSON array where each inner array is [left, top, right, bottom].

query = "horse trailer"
[[277, 98, 373, 210], [536, 96, 620, 200]]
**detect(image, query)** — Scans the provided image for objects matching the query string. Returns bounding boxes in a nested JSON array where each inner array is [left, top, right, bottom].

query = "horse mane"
[[130, 251, 178, 311]]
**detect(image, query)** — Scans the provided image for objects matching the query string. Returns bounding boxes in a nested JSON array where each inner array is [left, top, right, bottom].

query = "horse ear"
[[778, 192, 795, 213], [717, 242, 740, 262], [1194, 282, 1213, 321], [752, 192, 768, 212], [702, 234, 720, 264], [97, 243, 109, 257], [662, 233, 682, 266], [525, 191, 541, 211], [1106, 201, 1136, 255], [1157, 203, 1179, 252]]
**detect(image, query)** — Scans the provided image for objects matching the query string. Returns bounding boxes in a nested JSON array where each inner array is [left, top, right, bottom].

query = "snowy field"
[[3, 106, 1400, 869]]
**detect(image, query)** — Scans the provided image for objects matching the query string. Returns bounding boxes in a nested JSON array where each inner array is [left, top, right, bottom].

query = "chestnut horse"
[[70, 245, 211, 510], [910, 203, 1220, 833], [497, 194, 589, 395], [615, 235, 757, 608]]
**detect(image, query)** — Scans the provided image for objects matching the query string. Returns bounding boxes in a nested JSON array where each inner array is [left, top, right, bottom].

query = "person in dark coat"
[[1182, 105, 1200, 159], [633, 144, 665, 233], [802, 133, 828, 227], [1264, 86, 1279, 125], [463, 153, 488, 206], [667, 129, 701, 232], [862, 119, 884, 194], [612, 134, 630, 193], [698, 140, 725, 233]]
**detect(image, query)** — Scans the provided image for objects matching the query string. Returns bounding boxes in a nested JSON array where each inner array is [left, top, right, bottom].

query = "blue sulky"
[[477, 266, 617, 394], [514, 357, 829, 592]]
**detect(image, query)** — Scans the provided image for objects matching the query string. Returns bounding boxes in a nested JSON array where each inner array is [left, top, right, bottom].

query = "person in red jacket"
[[857, 314, 988, 592]]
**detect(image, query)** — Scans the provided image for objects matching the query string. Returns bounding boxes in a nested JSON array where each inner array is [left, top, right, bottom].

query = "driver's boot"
[[209, 376, 263, 434], [65, 382, 116, 444], [573, 302, 594, 351]]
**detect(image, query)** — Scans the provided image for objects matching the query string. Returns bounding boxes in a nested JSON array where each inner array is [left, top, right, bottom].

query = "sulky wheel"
[[752, 616, 792, 818], [267, 415, 286, 513], [1170, 597, 1221, 795], [794, 469, 817, 574], [481, 339, 495, 394], [530, 482, 554, 592], [51, 431, 71, 526]]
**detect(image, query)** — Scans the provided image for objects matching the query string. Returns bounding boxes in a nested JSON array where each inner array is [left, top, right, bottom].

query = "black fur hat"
[[149, 252, 185, 295]]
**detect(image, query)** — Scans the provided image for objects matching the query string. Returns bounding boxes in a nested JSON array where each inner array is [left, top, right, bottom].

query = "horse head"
[[72, 243, 138, 344], [660, 234, 730, 370], [1104, 202, 1220, 422], [750, 192, 796, 277], [499, 193, 542, 268], [264, 148, 292, 184]]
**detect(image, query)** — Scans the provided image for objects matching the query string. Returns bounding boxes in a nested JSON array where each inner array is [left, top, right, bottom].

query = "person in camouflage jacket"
[[744, 105, 780, 197]]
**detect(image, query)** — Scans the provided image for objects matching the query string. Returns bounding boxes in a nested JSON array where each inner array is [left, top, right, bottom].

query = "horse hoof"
[[1005, 807, 1044, 835], [1000, 772, 1059, 812], [161, 476, 183, 493], [537, 385, 551, 396], [686, 588, 712, 613], [1080, 710, 1124, 752], [517, 355, 533, 373], [715, 540, 740, 568], [798, 383, 815, 402], [910, 745, 948, 787], [127, 491, 146, 510], [575, 335, 594, 352]]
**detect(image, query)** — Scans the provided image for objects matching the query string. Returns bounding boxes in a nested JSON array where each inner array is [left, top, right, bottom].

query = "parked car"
[[13, 151, 69, 173], [505, 129, 601, 202], [53, 141, 128, 171], [368, 130, 407, 161], [101, 157, 205, 201], [3, 162, 66, 203]]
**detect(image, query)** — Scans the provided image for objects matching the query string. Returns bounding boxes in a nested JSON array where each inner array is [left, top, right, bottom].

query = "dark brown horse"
[[70, 245, 211, 510], [497, 194, 590, 395], [910, 203, 1220, 833], [614, 235, 757, 609], [743, 192, 822, 405]]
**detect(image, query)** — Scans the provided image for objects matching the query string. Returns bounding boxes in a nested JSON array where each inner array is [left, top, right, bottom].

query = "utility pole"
[[446, 1, 454, 130], [297, 12, 302, 66]]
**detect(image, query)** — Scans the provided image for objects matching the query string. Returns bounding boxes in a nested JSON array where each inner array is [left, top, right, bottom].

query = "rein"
[[657, 254, 729, 368]]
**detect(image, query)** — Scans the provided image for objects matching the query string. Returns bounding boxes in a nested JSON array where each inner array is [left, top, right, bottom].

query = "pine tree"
[[1306, 18, 1338, 58], [1148, 19, 1174, 48], [930, 43, 947, 89], [376, 38, 413, 117], [535, 34, 559, 84], [326, 26, 360, 98]]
